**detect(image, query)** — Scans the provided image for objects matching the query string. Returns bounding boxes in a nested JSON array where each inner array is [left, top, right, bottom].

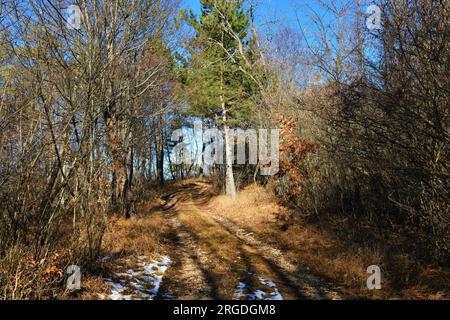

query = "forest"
[[0, 0, 448, 300]]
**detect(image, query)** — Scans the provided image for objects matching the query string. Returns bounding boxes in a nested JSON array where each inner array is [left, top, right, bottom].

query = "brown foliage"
[[277, 115, 319, 198]]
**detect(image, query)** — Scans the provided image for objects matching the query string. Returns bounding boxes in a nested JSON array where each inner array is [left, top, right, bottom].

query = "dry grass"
[[67, 186, 173, 299], [67, 179, 449, 300], [206, 183, 450, 300]]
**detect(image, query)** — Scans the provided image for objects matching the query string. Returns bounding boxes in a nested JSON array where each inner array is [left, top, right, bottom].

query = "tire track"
[[205, 210, 342, 300], [160, 183, 342, 300]]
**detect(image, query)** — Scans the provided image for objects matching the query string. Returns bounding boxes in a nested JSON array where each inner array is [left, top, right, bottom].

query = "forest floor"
[[74, 179, 449, 300]]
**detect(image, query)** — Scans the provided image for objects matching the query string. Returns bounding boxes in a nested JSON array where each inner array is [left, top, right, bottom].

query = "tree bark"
[[156, 115, 165, 187], [222, 109, 237, 202]]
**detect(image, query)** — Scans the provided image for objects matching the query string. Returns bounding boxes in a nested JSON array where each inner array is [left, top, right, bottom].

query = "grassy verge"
[[207, 183, 450, 299]]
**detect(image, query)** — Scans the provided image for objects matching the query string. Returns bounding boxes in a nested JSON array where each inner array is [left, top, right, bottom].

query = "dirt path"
[[101, 182, 342, 300], [162, 212, 215, 299]]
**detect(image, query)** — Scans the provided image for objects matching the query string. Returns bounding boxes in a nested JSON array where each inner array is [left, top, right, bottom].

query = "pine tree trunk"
[[222, 109, 237, 202], [214, 114, 221, 176]]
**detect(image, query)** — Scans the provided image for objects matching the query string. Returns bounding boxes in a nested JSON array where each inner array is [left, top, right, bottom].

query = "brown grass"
[[67, 179, 449, 300], [206, 183, 450, 300], [66, 183, 176, 300]]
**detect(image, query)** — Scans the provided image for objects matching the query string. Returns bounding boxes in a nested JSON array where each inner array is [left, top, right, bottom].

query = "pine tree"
[[182, 0, 254, 202]]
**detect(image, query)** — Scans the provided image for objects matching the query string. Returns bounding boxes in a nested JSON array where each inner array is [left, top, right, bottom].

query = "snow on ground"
[[100, 255, 172, 300], [234, 274, 283, 300]]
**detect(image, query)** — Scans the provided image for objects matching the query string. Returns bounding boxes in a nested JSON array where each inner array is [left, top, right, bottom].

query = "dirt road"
[[100, 182, 342, 300]]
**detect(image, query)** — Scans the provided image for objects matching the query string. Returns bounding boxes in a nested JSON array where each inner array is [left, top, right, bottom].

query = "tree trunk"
[[106, 115, 127, 211], [156, 115, 165, 187], [222, 109, 237, 202], [147, 141, 153, 181], [123, 146, 134, 219]]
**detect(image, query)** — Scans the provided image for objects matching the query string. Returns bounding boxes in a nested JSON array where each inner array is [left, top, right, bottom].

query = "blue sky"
[[179, 0, 350, 57], [181, 0, 367, 32], [182, 0, 302, 28], [179, 0, 359, 47]]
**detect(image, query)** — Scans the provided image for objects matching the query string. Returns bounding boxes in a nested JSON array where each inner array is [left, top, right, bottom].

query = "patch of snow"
[[162, 292, 175, 299], [104, 279, 133, 300], [234, 275, 283, 300], [115, 269, 141, 278], [258, 277, 283, 300], [140, 255, 171, 297], [100, 255, 172, 300], [249, 290, 268, 300], [235, 282, 247, 298]]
